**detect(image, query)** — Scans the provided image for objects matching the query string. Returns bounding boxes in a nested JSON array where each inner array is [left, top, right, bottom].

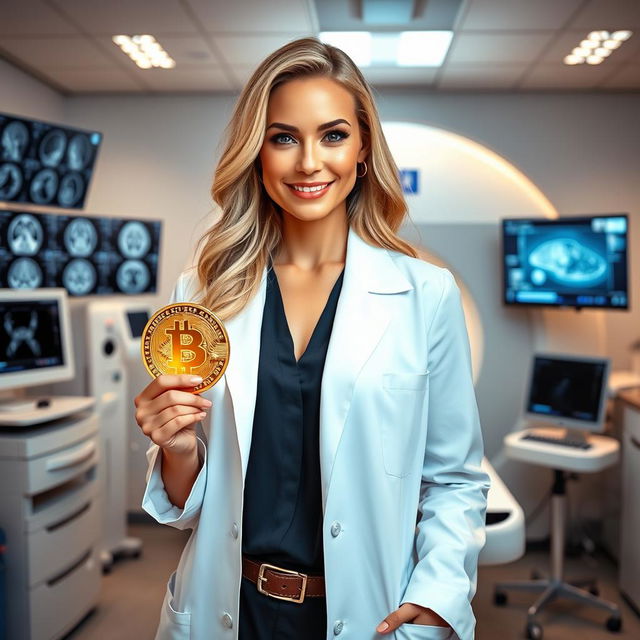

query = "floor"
[[65, 523, 640, 639]]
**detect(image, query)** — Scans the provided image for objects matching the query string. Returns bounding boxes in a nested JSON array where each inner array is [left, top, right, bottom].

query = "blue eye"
[[270, 129, 350, 145]]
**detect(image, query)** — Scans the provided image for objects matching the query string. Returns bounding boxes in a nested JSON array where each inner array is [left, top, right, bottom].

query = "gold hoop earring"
[[356, 161, 368, 178]]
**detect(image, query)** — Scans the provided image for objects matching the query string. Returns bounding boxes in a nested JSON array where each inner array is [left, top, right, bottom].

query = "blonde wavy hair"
[[195, 36, 418, 320]]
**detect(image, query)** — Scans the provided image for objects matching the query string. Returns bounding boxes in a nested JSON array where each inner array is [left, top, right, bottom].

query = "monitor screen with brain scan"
[[0, 288, 74, 391], [0, 210, 161, 295], [0, 112, 102, 209], [502, 214, 628, 310]]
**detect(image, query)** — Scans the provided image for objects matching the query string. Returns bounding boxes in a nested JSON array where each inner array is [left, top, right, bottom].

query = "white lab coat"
[[142, 225, 491, 640]]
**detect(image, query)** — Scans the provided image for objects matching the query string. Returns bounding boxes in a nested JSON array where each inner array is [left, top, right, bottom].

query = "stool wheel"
[[494, 591, 508, 606], [605, 616, 622, 633], [525, 621, 543, 639]]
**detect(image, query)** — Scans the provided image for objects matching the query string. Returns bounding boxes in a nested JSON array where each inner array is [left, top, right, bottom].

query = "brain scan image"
[[58, 172, 85, 208], [0, 163, 23, 200], [7, 213, 43, 255], [1, 121, 29, 162], [118, 221, 151, 258], [62, 258, 97, 296], [29, 168, 59, 204], [67, 133, 93, 170], [64, 217, 98, 257], [38, 128, 67, 167], [116, 259, 150, 293], [528, 238, 607, 286], [7, 257, 43, 288], [4, 310, 40, 358]]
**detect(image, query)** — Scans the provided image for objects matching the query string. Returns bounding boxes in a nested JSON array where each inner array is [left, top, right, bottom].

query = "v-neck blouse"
[[239, 262, 344, 638]]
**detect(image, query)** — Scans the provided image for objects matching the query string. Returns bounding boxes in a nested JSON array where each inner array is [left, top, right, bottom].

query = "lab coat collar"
[[223, 225, 413, 508]]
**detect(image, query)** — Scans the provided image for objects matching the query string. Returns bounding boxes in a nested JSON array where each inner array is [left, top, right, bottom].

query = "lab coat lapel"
[[318, 226, 413, 510], [223, 225, 413, 495]]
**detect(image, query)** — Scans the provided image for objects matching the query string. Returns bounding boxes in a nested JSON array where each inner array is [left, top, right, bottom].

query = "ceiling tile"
[[439, 63, 528, 89], [42, 67, 144, 92], [570, 0, 640, 30], [212, 34, 311, 67], [187, 0, 316, 33], [460, 0, 584, 31], [540, 29, 639, 64], [361, 66, 439, 87], [48, 0, 198, 35], [0, 0, 77, 36], [599, 62, 640, 88], [0, 36, 114, 68], [127, 65, 234, 91], [447, 32, 554, 64], [520, 60, 615, 89]]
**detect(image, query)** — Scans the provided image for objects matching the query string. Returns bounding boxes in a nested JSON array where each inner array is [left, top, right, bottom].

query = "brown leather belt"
[[242, 555, 325, 604]]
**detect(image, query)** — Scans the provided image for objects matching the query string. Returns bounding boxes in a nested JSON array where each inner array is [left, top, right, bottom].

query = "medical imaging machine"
[[0, 288, 101, 640]]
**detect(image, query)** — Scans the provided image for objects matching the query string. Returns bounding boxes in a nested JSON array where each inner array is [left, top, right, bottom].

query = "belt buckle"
[[257, 562, 307, 604]]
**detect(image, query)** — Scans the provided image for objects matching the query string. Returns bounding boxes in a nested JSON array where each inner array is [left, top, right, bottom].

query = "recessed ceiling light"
[[112, 34, 176, 69], [564, 29, 632, 65], [319, 32, 372, 66], [586, 55, 603, 64]]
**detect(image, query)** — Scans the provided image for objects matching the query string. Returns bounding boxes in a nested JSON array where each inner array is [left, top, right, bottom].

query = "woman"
[[134, 37, 490, 640]]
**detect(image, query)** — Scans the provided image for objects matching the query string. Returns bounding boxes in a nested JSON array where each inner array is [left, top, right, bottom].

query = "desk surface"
[[618, 387, 640, 411]]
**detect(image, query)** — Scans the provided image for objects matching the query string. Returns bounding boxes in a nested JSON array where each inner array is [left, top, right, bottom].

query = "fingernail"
[[198, 412, 207, 418], [202, 399, 212, 407], [189, 376, 203, 384], [377, 622, 389, 632]]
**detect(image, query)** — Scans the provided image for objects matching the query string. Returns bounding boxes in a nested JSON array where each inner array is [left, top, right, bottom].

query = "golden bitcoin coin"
[[141, 302, 230, 393]]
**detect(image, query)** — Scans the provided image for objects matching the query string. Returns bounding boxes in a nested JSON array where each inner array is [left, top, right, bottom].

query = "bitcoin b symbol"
[[165, 319, 207, 374]]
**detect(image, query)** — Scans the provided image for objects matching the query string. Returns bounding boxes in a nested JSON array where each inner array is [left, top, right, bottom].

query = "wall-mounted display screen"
[[502, 214, 628, 310], [0, 112, 102, 209], [0, 210, 161, 295]]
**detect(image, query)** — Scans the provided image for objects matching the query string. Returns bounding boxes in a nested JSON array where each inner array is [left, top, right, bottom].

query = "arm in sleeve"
[[140, 271, 209, 530], [400, 268, 492, 640]]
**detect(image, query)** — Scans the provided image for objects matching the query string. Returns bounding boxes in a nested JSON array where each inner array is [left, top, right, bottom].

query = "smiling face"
[[258, 75, 368, 225]]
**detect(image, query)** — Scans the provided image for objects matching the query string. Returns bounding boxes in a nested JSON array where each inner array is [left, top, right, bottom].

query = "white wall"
[[0, 57, 64, 122]]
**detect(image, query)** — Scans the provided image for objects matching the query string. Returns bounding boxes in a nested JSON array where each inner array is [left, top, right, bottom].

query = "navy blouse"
[[239, 262, 345, 639]]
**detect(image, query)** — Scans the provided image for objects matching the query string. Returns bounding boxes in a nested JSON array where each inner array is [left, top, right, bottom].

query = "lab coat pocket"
[[396, 622, 454, 640], [380, 371, 430, 477], [156, 570, 191, 640]]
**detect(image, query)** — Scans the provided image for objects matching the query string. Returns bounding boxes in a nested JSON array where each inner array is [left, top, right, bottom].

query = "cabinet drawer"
[[28, 497, 101, 587], [30, 548, 101, 640]]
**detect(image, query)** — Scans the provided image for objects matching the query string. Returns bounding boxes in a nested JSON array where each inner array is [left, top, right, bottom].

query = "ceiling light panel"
[[563, 29, 633, 65], [112, 34, 175, 69]]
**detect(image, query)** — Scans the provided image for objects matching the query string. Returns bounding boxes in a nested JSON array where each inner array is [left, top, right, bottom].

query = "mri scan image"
[[29, 168, 59, 204], [1, 209, 160, 294], [0, 163, 23, 200], [58, 172, 85, 208], [0, 113, 101, 209], [4, 310, 41, 358], [7, 213, 43, 256], [38, 128, 67, 167], [118, 221, 151, 258], [1, 120, 29, 162], [7, 257, 43, 288], [67, 134, 93, 171], [116, 259, 150, 293], [528, 238, 607, 286], [64, 217, 98, 257], [62, 258, 97, 296]]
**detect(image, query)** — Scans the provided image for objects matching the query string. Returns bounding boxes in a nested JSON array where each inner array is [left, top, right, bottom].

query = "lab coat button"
[[333, 620, 344, 635], [222, 612, 233, 628], [231, 523, 239, 539], [330, 521, 341, 537]]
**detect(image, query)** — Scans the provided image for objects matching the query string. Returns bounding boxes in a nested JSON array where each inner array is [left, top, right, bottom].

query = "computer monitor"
[[525, 354, 610, 433], [125, 310, 150, 339], [0, 288, 74, 400], [502, 214, 629, 310]]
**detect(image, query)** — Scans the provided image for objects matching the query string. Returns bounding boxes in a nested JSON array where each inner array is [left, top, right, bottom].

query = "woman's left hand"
[[376, 602, 450, 634]]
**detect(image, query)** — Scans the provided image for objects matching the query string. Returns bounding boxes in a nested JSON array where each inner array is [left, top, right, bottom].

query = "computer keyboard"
[[520, 432, 592, 450]]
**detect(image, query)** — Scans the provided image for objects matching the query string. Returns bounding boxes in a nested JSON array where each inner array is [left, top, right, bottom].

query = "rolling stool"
[[494, 427, 621, 639]]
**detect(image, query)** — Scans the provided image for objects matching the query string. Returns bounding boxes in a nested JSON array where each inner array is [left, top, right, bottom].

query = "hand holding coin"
[[141, 303, 230, 393]]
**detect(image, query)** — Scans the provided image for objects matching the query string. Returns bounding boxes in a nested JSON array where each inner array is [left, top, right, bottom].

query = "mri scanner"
[[382, 120, 612, 563]]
